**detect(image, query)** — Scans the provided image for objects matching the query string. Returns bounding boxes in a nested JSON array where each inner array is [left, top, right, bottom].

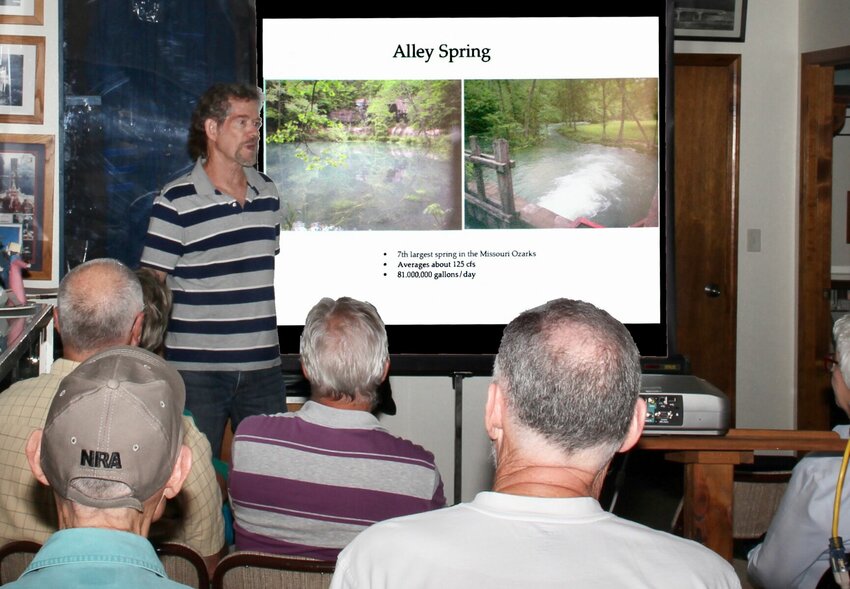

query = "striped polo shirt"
[[229, 401, 446, 560], [141, 160, 282, 371]]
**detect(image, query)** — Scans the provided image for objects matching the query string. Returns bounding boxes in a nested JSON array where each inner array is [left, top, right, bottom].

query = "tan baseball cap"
[[39, 346, 185, 511]]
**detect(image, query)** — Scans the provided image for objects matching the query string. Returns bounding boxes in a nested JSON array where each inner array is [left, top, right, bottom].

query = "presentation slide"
[[262, 17, 663, 354]]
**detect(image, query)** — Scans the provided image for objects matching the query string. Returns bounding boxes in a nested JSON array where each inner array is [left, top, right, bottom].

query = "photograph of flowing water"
[[264, 80, 461, 232], [464, 79, 658, 229]]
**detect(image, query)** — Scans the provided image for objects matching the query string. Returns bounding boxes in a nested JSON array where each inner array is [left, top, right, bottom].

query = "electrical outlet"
[[747, 228, 761, 253]]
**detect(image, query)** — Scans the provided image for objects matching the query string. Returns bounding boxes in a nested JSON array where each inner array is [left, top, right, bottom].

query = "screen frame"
[[261, 4, 676, 374]]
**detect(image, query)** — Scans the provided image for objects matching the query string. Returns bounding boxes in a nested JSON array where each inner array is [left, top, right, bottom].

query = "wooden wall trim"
[[798, 63, 835, 430]]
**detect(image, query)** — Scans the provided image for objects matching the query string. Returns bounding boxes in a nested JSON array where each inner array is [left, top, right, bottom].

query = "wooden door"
[[798, 61, 836, 431], [673, 54, 741, 421]]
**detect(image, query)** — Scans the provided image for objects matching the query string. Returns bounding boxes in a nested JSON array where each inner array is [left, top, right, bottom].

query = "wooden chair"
[[0, 540, 40, 585], [154, 542, 210, 589], [211, 551, 335, 589], [730, 465, 794, 588], [732, 466, 793, 541], [668, 458, 794, 537]]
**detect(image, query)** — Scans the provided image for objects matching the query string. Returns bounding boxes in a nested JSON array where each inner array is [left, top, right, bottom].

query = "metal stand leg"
[[452, 372, 472, 505]]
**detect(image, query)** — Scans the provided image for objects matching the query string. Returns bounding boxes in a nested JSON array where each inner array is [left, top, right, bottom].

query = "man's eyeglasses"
[[825, 355, 840, 373], [227, 116, 262, 131]]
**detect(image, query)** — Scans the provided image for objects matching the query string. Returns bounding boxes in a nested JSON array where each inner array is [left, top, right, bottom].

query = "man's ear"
[[484, 382, 506, 442], [204, 118, 218, 142], [162, 445, 192, 501], [25, 430, 50, 487], [129, 311, 144, 347], [52, 308, 60, 337], [618, 397, 647, 454], [381, 359, 390, 383]]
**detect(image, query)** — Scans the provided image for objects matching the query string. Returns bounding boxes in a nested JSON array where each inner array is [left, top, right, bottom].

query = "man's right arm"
[[139, 192, 182, 276]]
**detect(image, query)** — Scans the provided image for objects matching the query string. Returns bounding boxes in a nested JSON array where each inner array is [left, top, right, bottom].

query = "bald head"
[[56, 259, 144, 358], [493, 298, 642, 460]]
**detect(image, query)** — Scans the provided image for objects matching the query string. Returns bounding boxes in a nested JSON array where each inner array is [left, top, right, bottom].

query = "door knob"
[[704, 283, 721, 298]]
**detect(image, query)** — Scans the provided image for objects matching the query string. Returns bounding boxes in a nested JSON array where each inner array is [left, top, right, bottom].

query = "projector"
[[640, 374, 731, 435]]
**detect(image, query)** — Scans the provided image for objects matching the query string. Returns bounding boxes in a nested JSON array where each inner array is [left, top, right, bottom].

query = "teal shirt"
[[6, 528, 191, 588]]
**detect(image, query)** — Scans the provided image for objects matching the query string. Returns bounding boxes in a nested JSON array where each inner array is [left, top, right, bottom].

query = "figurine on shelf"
[[6, 243, 29, 307]]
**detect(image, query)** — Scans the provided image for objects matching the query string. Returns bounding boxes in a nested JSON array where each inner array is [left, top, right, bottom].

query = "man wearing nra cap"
[[7, 346, 193, 588]]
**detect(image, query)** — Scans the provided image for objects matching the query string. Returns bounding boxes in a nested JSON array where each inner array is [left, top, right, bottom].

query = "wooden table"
[[636, 428, 849, 560]]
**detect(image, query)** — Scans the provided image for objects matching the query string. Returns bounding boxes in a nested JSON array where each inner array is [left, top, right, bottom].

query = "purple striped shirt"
[[229, 401, 445, 560]]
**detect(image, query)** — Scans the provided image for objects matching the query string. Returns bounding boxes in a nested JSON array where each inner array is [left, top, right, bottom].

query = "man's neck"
[[62, 341, 126, 364], [491, 437, 611, 500], [492, 463, 608, 499], [61, 349, 93, 363], [56, 502, 154, 537], [315, 395, 374, 412], [203, 157, 248, 204]]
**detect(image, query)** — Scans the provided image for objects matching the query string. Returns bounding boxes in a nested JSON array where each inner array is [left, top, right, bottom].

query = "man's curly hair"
[[187, 83, 262, 161]]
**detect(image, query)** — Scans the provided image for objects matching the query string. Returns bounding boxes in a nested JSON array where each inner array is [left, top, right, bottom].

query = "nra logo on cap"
[[80, 449, 122, 469]]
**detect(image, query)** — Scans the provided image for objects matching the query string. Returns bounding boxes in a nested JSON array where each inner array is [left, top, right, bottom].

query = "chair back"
[[0, 541, 40, 585], [212, 551, 335, 589], [155, 542, 210, 589], [732, 469, 792, 539], [667, 458, 794, 540]]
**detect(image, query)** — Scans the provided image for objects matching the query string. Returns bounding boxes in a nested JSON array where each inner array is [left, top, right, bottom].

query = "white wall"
[[379, 375, 493, 504], [0, 3, 60, 288], [676, 0, 801, 429]]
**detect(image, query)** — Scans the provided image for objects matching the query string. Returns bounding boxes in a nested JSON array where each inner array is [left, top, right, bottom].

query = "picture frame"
[[0, 35, 44, 124], [0, 0, 43, 26], [673, 0, 747, 43], [0, 134, 54, 280]]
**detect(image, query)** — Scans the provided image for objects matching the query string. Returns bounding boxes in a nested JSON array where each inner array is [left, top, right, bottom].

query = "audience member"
[[134, 264, 227, 572], [229, 296, 445, 560], [7, 346, 192, 587], [330, 298, 740, 588], [748, 313, 850, 588], [0, 259, 224, 573], [135, 266, 173, 356]]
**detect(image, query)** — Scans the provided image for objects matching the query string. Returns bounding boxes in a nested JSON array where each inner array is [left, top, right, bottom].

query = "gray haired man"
[[748, 313, 850, 588], [229, 296, 444, 560], [0, 258, 225, 574], [331, 298, 740, 589], [9, 346, 193, 588]]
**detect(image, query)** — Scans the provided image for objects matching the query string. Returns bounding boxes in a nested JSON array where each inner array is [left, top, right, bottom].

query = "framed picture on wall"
[[0, 134, 54, 281], [0, 35, 44, 124], [673, 0, 747, 43], [0, 0, 43, 25], [0, 224, 23, 264]]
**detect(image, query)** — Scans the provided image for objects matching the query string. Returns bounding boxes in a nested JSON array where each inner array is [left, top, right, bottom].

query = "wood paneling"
[[798, 63, 836, 430], [673, 54, 740, 420]]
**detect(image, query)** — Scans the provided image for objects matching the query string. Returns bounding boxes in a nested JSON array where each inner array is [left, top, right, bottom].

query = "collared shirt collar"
[[22, 528, 168, 578], [49, 358, 81, 377], [295, 400, 387, 432], [189, 159, 261, 204]]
